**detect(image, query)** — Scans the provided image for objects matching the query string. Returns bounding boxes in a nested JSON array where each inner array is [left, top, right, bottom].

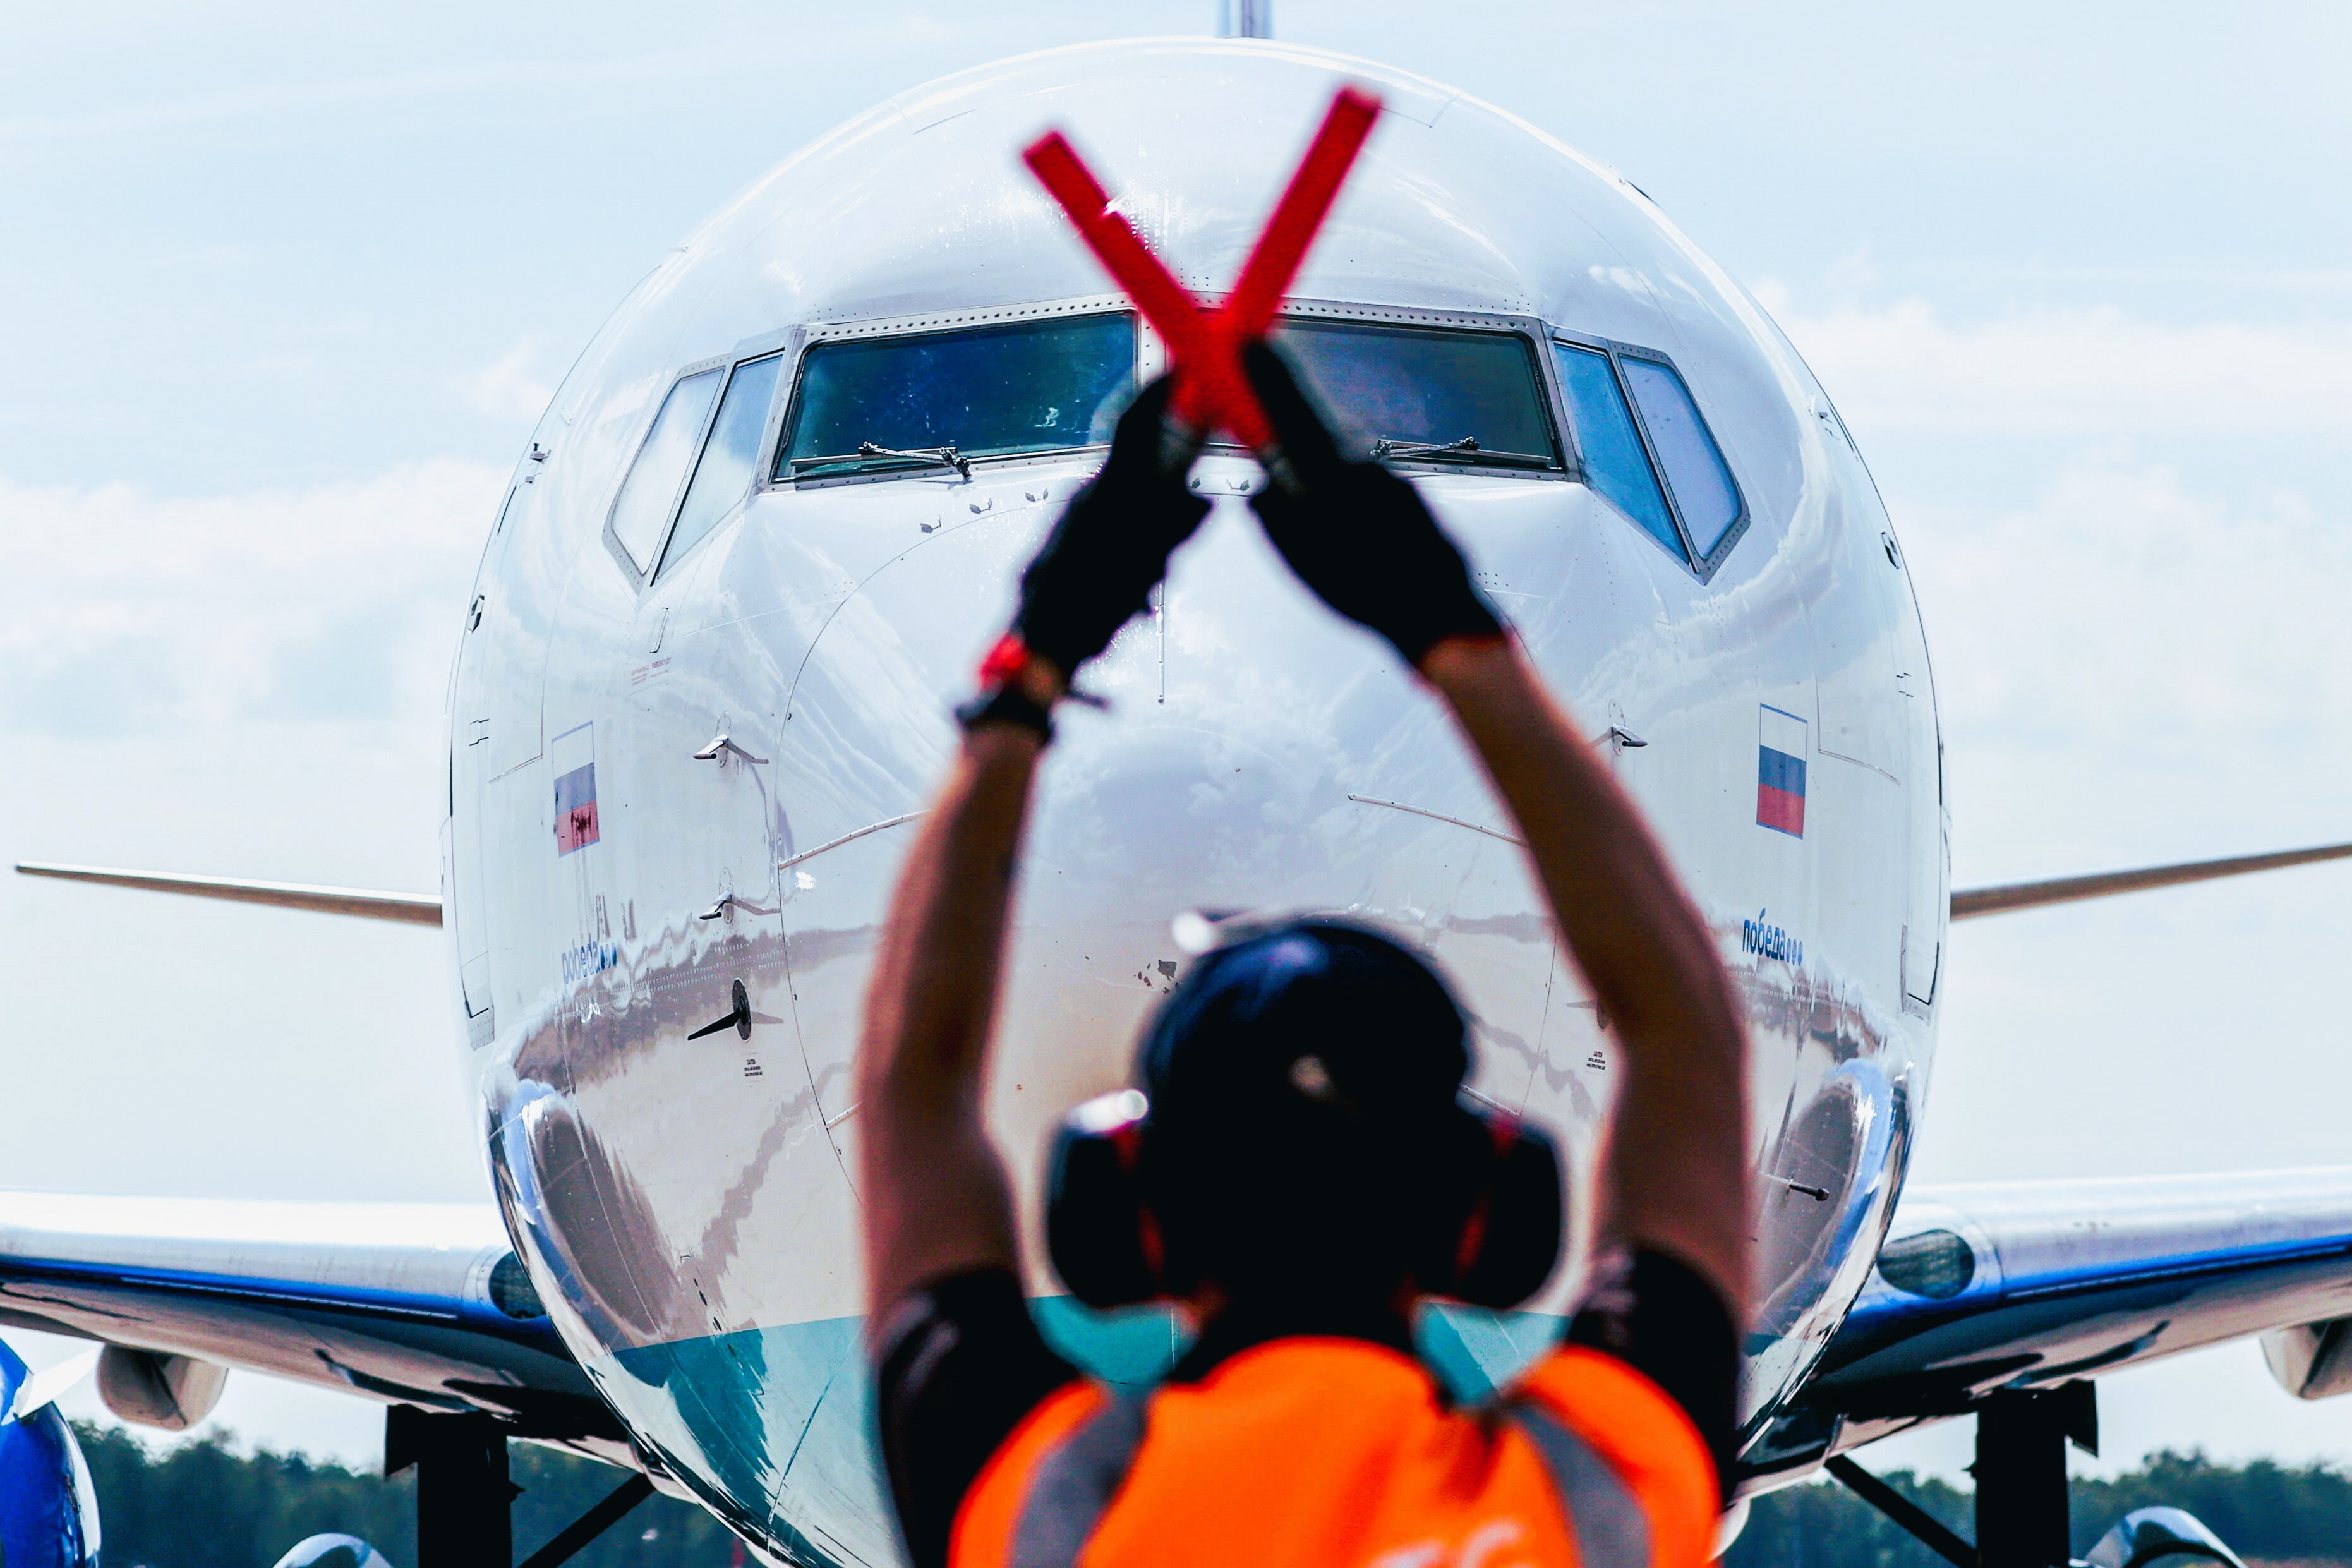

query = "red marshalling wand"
[[1022, 86, 1384, 449]]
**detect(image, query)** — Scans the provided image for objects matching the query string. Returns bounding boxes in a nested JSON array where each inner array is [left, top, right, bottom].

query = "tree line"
[[75, 1426, 739, 1568], [75, 1426, 2352, 1568], [1729, 1450, 2352, 1568]]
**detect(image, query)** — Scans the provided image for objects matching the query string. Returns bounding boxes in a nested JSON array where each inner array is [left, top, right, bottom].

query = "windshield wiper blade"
[[860, 444, 968, 481], [1370, 435, 1551, 468], [790, 442, 972, 479], [857, 441, 971, 478], [1373, 435, 1481, 461]]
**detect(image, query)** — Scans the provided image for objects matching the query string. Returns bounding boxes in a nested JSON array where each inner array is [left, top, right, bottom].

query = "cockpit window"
[[1553, 343, 1682, 559], [1271, 320, 1558, 469], [778, 313, 1135, 481], [612, 367, 724, 570], [1619, 356, 1743, 559], [658, 352, 783, 578]]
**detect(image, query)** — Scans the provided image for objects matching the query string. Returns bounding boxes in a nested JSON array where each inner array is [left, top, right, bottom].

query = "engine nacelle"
[[2085, 1507, 2246, 1568], [0, 1337, 99, 1568], [2260, 1317, 2352, 1399], [95, 1345, 227, 1431], [269, 1534, 395, 1568]]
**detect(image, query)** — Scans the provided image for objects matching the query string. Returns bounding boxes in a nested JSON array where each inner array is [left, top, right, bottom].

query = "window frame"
[[600, 351, 730, 586], [1550, 329, 1749, 582], [770, 296, 1142, 493], [600, 325, 800, 590], [596, 304, 1748, 592], [652, 347, 790, 583], [1235, 300, 1573, 483]]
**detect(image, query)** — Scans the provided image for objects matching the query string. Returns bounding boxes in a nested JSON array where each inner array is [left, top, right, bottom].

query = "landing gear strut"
[[1975, 1384, 2095, 1568], [387, 1410, 515, 1568], [1826, 1380, 2097, 1568], [386, 1408, 655, 1568]]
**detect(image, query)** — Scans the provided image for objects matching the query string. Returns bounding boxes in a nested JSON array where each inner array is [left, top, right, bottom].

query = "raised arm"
[[1241, 344, 1750, 1310], [857, 720, 1049, 1318], [1421, 639, 1748, 1303], [856, 379, 1209, 1320]]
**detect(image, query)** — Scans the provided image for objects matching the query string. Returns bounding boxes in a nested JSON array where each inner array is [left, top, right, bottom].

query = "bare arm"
[[853, 377, 1207, 1322], [855, 721, 1047, 1318], [1421, 636, 1750, 1308], [1240, 341, 1751, 1310]]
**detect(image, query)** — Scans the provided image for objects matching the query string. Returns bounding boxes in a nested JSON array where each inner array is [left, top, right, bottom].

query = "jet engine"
[[0, 1338, 99, 1568], [2084, 1507, 2246, 1568], [268, 1533, 395, 1568], [2260, 1316, 2352, 1399], [94, 1344, 227, 1432]]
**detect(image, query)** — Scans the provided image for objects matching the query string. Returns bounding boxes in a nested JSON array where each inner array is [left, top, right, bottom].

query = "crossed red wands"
[[1022, 86, 1383, 449]]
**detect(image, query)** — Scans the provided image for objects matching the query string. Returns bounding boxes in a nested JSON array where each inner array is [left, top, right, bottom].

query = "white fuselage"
[[446, 38, 1943, 1563]]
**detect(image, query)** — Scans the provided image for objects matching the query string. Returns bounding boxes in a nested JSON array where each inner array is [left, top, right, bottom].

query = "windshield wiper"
[[1373, 435, 1480, 461], [859, 442, 971, 478], [790, 442, 972, 479], [1370, 435, 1552, 468]]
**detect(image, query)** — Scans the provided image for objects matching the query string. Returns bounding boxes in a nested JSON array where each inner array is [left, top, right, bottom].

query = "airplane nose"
[[769, 472, 1591, 1209], [547, 471, 1609, 1531]]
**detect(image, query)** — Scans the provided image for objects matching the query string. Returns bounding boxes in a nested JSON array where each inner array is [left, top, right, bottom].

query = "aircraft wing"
[[1754, 1169, 2352, 1476], [27, 831, 2352, 932], [0, 1191, 629, 1461]]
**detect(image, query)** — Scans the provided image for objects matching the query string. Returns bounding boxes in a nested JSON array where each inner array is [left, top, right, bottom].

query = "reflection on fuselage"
[[447, 40, 1941, 1565]]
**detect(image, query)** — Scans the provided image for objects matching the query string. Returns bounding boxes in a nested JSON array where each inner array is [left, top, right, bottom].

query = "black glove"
[[1243, 342, 1504, 666], [1008, 375, 1210, 681]]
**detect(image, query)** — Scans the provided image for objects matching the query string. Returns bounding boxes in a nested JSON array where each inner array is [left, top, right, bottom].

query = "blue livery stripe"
[[0, 1254, 564, 1348]]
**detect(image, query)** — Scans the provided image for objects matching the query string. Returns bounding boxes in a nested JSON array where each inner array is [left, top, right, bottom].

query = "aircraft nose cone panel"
[[558, 476, 1632, 1559], [774, 491, 1576, 1187]]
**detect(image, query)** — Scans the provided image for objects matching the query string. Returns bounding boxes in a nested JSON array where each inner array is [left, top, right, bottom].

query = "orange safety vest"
[[950, 1337, 1718, 1568]]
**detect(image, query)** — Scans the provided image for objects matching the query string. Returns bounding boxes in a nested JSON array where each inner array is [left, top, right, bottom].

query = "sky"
[[4, 0, 2352, 1492]]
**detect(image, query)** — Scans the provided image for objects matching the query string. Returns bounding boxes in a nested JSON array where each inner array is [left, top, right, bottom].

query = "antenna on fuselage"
[[1218, 0, 1272, 38]]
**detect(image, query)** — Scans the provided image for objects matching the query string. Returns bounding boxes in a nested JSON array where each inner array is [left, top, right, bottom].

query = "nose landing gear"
[[1975, 1384, 2096, 1568], [385, 1409, 656, 1568], [1825, 1382, 2246, 1568], [1825, 1382, 2093, 1568]]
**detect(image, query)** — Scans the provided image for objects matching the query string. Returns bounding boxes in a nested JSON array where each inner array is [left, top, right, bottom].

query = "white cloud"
[[1759, 289, 2352, 437], [0, 53, 763, 148], [1983, 263, 2352, 296], [1905, 456, 2352, 743], [453, 339, 556, 423], [1892, 452, 2352, 871], [0, 18, 1006, 151], [0, 459, 504, 737]]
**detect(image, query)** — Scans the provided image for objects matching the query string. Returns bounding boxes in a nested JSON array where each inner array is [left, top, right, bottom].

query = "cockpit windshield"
[[778, 313, 1137, 481], [1269, 319, 1559, 470]]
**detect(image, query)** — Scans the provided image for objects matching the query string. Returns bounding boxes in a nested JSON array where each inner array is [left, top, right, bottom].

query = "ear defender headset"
[[1045, 919, 1565, 1312]]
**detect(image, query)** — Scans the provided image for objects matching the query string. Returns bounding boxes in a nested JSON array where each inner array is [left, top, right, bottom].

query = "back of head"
[[1134, 920, 1483, 1303]]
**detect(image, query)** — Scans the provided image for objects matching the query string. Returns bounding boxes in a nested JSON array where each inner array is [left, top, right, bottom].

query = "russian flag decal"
[[552, 723, 601, 855], [1756, 704, 1807, 838]]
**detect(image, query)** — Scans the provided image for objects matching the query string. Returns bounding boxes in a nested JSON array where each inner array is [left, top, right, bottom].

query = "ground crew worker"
[[855, 343, 1751, 1568]]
